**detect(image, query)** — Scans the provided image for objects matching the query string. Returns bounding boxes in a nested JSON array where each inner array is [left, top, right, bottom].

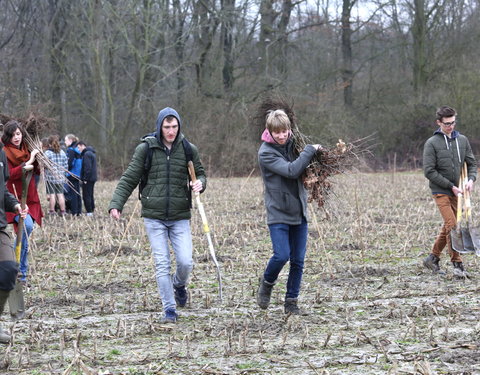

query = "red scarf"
[[3, 142, 30, 166]]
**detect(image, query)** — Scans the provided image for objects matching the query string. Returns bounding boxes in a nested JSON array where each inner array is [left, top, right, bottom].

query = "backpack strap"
[[182, 138, 194, 207], [182, 138, 193, 163], [138, 142, 153, 200]]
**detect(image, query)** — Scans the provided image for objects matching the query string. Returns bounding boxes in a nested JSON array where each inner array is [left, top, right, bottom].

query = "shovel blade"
[[451, 227, 467, 253], [461, 227, 476, 253], [468, 226, 480, 256], [8, 281, 25, 320]]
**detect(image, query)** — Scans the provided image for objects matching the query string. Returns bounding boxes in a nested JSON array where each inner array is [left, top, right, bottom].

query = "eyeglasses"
[[441, 121, 456, 126]]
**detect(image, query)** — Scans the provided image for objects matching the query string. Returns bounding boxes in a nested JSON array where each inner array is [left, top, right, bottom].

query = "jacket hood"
[[155, 107, 182, 143], [81, 146, 96, 155], [434, 128, 460, 139], [261, 128, 292, 144]]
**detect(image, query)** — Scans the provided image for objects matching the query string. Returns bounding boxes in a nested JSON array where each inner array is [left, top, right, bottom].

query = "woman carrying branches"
[[257, 109, 322, 315], [1, 120, 43, 282]]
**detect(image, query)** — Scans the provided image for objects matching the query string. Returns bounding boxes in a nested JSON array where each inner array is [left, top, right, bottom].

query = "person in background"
[[77, 141, 97, 216], [423, 106, 477, 277], [64, 134, 82, 216], [1, 120, 43, 282], [44, 135, 68, 216], [0, 140, 28, 344], [256, 109, 322, 315]]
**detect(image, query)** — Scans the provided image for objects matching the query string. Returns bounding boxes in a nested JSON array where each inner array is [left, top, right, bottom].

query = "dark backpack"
[[138, 136, 193, 201]]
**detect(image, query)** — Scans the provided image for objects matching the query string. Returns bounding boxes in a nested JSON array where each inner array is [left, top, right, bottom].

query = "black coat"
[[80, 147, 98, 182]]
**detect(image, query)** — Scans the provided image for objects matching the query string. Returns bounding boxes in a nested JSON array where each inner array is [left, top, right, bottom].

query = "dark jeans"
[[82, 181, 96, 213], [263, 218, 308, 299], [65, 178, 82, 215]]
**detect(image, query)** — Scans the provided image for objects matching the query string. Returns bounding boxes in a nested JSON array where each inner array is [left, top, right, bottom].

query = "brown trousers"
[[431, 194, 462, 263]]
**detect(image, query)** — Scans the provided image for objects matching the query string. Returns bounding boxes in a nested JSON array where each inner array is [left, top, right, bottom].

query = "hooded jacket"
[[258, 129, 316, 225], [80, 146, 97, 182], [423, 129, 477, 195], [67, 142, 82, 179], [109, 107, 206, 220]]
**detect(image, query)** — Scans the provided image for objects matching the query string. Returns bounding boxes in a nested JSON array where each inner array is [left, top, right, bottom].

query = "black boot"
[[284, 298, 301, 315], [0, 290, 11, 344], [257, 277, 275, 309], [452, 262, 470, 278], [423, 254, 444, 274]]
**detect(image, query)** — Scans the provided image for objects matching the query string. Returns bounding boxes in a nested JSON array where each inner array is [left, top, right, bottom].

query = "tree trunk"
[[277, 0, 293, 80], [221, 0, 236, 92], [259, 0, 275, 84], [48, 0, 69, 134], [412, 0, 427, 97], [341, 0, 355, 107]]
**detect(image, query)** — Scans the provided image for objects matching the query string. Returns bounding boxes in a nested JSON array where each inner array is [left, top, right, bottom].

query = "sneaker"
[[161, 309, 177, 323], [423, 254, 444, 274], [452, 262, 469, 278], [86, 212, 94, 217], [174, 285, 188, 308]]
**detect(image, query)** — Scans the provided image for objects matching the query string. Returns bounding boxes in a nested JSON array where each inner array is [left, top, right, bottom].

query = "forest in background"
[[1, 0, 480, 177]]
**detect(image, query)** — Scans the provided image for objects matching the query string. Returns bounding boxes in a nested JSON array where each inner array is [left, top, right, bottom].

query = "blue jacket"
[[67, 143, 82, 178]]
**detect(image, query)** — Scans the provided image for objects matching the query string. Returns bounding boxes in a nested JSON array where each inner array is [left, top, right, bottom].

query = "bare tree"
[[341, 0, 356, 107]]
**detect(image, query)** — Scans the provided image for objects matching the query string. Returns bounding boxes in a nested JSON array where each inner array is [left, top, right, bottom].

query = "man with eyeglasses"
[[423, 106, 477, 277]]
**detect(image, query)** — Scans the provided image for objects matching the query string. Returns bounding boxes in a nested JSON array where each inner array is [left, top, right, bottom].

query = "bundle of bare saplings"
[[0, 111, 62, 177], [0, 111, 54, 145], [254, 97, 365, 209]]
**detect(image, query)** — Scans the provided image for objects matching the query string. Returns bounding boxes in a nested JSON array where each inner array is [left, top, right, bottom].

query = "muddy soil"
[[1, 173, 480, 374]]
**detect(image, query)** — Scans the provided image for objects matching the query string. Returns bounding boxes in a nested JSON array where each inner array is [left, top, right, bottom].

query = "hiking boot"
[[161, 309, 178, 324], [284, 298, 301, 315], [423, 254, 444, 274], [257, 277, 275, 309], [452, 262, 469, 278], [0, 326, 10, 344], [0, 290, 11, 344], [174, 285, 188, 308]]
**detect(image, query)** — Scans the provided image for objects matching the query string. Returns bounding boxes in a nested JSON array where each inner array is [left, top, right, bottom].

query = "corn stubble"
[[1, 157, 479, 373]]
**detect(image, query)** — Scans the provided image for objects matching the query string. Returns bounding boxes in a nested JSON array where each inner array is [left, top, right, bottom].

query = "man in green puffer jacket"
[[109, 107, 206, 323], [423, 106, 477, 278]]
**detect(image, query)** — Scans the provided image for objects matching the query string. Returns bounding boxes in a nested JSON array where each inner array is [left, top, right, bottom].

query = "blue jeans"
[[14, 214, 34, 281], [144, 218, 193, 312], [264, 218, 308, 299]]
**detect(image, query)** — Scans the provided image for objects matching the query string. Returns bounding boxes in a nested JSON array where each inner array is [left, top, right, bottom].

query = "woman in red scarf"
[[1, 120, 43, 282]]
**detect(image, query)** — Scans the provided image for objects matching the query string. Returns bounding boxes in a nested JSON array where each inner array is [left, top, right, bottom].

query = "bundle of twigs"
[[254, 96, 368, 209], [0, 111, 73, 185], [298, 134, 359, 208]]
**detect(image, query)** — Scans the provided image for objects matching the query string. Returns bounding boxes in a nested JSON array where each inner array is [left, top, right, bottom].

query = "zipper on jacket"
[[165, 148, 172, 220]]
